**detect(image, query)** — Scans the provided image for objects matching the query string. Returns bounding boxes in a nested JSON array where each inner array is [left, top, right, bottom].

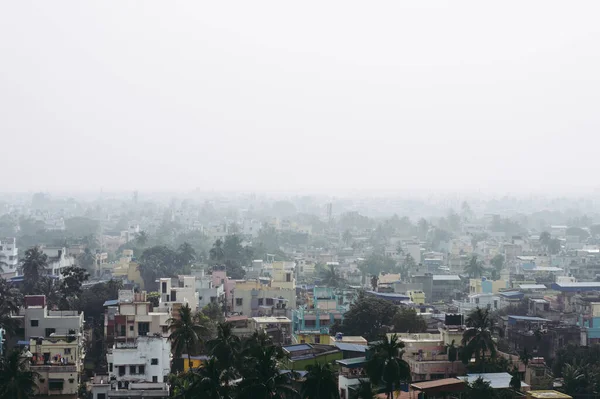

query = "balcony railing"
[[31, 365, 78, 372]]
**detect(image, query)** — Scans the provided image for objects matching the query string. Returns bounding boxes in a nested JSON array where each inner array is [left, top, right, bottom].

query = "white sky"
[[1, 1, 600, 195]]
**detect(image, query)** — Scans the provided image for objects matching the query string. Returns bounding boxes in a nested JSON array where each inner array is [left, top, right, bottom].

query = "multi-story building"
[[193, 269, 225, 309], [157, 276, 199, 311], [96, 335, 171, 398], [250, 316, 292, 345], [28, 333, 85, 399], [41, 246, 76, 278], [271, 261, 296, 290], [0, 237, 18, 279], [453, 293, 502, 314], [16, 295, 85, 340], [232, 279, 296, 318], [212, 269, 235, 312], [469, 278, 508, 294]]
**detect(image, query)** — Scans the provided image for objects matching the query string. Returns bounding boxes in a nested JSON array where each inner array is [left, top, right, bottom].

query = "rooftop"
[[432, 275, 461, 281], [519, 284, 547, 290], [337, 357, 366, 368], [411, 378, 466, 391], [333, 342, 368, 352], [508, 315, 551, 322], [458, 372, 530, 389], [252, 316, 291, 324]]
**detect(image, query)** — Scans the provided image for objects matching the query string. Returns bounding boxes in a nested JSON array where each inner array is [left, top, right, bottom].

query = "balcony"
[[31, 364, 78, 373]]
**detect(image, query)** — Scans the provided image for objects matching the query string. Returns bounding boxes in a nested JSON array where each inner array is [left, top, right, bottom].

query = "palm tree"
[[177, 242, 196, 266], [519, 347, 532, 376], [321, 265, 345, 288], [366, 334, 411, 399], [208, 322, 242, 379], [209, 239, 225, 262], [237, 345, 298, 399], [464, 255, 484, 278], [352, 379, 375, 399], [509, 367, 521, 392], [77, 248, 96, 273], [172, 357, 225, 399], [446, 339, 458, 376], [465, 377, 495, 399], [462, 307, 497, 368], [21, 246, 48, 294], [302, 362, 340, 399], [0, 349, 39, 399], [342, 230, 353, 246], [135, 231, 149, 247], [539, 231, 551, 253], [0, 278, 23, 336], [370, 275, 378, 291], [167, 303, 208, 369]]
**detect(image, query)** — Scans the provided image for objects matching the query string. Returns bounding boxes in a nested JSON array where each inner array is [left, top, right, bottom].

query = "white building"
[[41, 247, 76, 278], [242, 219, 262, 238], [453, 293, 502, 314], [157, 276, 199, 311], [0, 237, 18, 279], [193, 270, 225, 309], [103, 336, 171, 398]]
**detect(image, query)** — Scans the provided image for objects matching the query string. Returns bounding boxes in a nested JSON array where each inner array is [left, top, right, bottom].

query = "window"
[[138, 322, 150, 336], [236, 298, 243, 306], [152, 376, 158, 383], [30, 320, 39, 327], [130, 365, 136, 375], [118, 366, 126, 376], [314, 336, 321, 344], [210, 297, 216, 303], [45, 328, 56, 337], [64, 348, 71, 355], [161, 282, 167, 294], [129, 325, 134, 331], [475, 298, 480, 304], [266, 298, 274, 306], [138, 365, 145, 375], [151, 358, 158, 365], [109, 363, 113, 372], [49, 379, 64, 391], [171, 290, 177, 302], [258, 298, 264, 306], [120, 325, 126, 336], [98, 394, 106, 399], [286, 273, 291, 282], [166, 295, 170, 302]]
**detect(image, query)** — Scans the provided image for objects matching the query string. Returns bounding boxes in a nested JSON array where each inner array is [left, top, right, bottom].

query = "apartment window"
[[138, 365, 145, 375], [138, 322, 150, 336], [171, 290, 177, 302], [120, 325, 126, 336], [236, 298, 243, 306], [109, 363, 113, 372], [64, 348, 71, 355], [30, 320, 39, 327], [210, 296, 216, 303], [266, 298, 274, 306], [161, 282, 167, 294], [152, 376, 158, 383], [151, 358, 158, 365], [286, 273, 291, 282], [118, 366, 126, 377], [129, 325, 134, 331], [49, 379, 64, 391], [130, 365, 136, 374], [98, 394, 106, 399], [314, 336, 321, 344], [45, 328, 56, 337], [166, 295, 170, 301], [258, 298, 264, 306]]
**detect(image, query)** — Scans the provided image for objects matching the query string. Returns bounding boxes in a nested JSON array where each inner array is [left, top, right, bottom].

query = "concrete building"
[[41, 246, 76, 278], [453, 293, 502, 314], [101, 336, 171, 398], [28, 333, 85, 399], [469, 278, 508, 294], [250, 316, 292, 345], [232, 279, 296, 318], [212, 269, 235, 312], [157, 276, 199, 311], [0, 237, 18, 279], [18, 295, 84, 339], [193, 269, 225, 309], [271, 261, 296, 290]]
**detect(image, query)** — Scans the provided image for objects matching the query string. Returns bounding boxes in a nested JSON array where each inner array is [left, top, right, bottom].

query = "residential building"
[[17, 295, 84, 340], [193, 269, 225, 309], [102, 335, 171, 398], [469, 278, 508, 294], [250, 316, 292, 345], [212, 268, 235, 312], [282, 343, 342, 370], [232, 279, 296, 318], [41, 246, 76, 278], [157, 276, 199, 311], [28, 333, 85, 399], [430, 275, 463, 303], [271, 261, 296, 290], [0, 237, 18, 279], [453, 293, 502, 314]]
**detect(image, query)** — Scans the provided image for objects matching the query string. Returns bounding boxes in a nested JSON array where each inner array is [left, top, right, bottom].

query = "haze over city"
[[2, 1, 600, 194]]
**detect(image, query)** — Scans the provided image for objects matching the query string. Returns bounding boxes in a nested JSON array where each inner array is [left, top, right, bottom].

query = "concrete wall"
[[24, 307, 83, 338], [108, 337, 171, 383]]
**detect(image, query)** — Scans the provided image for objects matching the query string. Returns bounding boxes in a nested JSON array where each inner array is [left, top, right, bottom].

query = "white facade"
[[0, 237, 18, 278], [243, 219, 262, 237], [106, 336, 171, 393], [42, 247, 76, 278], [453, 293, 502, 314], [195, 270, 225, 309], [158, 276, 199, 310]]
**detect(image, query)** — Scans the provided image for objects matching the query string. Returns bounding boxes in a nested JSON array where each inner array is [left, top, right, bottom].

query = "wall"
[[24, 307, 84, 338], [108, 337, 171, 383]]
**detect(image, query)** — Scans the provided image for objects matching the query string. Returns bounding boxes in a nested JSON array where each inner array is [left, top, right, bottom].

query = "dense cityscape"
[[0, 192, 599, 398]]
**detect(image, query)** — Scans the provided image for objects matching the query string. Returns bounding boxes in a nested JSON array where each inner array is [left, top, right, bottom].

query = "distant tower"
[[326, 203, 333, 223], [133, 190, 138, 204]]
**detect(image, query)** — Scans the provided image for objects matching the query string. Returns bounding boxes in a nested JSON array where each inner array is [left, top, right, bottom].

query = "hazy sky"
[[2, 1, 600, 195]]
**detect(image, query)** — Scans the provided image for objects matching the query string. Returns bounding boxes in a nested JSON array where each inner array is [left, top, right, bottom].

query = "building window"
[[118, 366, 126, 376], [314, 336, 321, 344], [138, 365, 145, 375], [45, 328, 56, 337], [130, 365, 136, 374], [151, 358, 158, 365], [129, 325, 134, 331], [120, 325, 126, 336], [210, 297, 216, 303], [49, 379, 64, 391], [152, 376, 158, 383], [286, 273, 291, 282], [64, 348, 71, 355], [162, 282, 167, 294], [30, 320, 39, 327], [266, 298, 274, 306], [109, 363, 113, 372], [236, 298, 243, 306], [258, 298, 264, 306], [98, 394, 106, 399], [138, 322, 150, 336]]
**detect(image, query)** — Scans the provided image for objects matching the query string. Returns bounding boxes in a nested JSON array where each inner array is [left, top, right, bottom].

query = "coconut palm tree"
[[352, 379, 375, 399], [0, 349, 39, 399], [237, 345, 298, 399], [167, 303, 209, 369], [207, 322, 242, 383], [462, 307, 497, 367], [366, 334, 411, 399], [0, 278, 23, 336], [172, 357, 225, 399], [321, 264, 345, 288], [209, 239, 225, 262], [21, 246, 48, 294], [446, 339, 458, 376], [177, 242, 196, 266], [302, 362, 340, 399], [135, 231, 149, 247], [464, 255, 484, 278]]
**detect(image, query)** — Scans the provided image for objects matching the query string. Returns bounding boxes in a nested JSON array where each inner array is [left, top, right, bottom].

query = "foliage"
[[167, 303, 211, 368], [0, 349, 39, 399], [391, 307, 427, 333], [21, 246, 48, 294], [352, 379, 375, 399], [553, 344, 600, 377], [462, 307, 497, 366], [0, 278, 23, 336], [64, 217, 100, 238], [138, 245, 192, 291], [490, 254, 504, 271], [59, 266, 89, 308], [333, 292, 398, 341], [77, 248, 96, 271], [302, 362, 340, 399], [236, 345, 297, 399], [366, 334, 411, 399], [320, 264, 346, 288], [209, 236, 251, 279], [464, 255, 484, 278], [464, 377, 495, 399]]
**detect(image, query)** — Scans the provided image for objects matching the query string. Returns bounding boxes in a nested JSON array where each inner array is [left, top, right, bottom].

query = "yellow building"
[[296, 332, 332, 345], [271, 261, 296, 290], [470, 278, 508, 294], [29, 335, 83, 399], [181, 355, 209, 372], [407, 290, 426, 304]]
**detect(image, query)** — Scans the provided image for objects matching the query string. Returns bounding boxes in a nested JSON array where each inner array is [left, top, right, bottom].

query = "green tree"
[[135, 231, 149, 247], [177, 242, 197, 266], [342, 230, 353, 246], [490, 254, 504, 272], [539, 231, 551, 252], [0, 278, 23, 336], [464, 255, 484, 278], [167, 303, 209, 369], [392, 307, 427, 333], [302, 362, 340, 399], [171, 357, 226, 399], [366, 334, 411, 399], [333, 293, 398, 341], [209, 239, 225, 262], [0, 349, 39, 399], [59, 266, 89, 309], [465, 376, 495, 399], [21, 246, 48, 294], [352, 379, 375, 399], [321, 264, 346, 288], [77, 248, 96, 272], [462, 307, 497, 367], [237, 345, 298, 399], [446, 339, 458, 375], [207, 322, 242, 385], [519, 347, 532, 376]]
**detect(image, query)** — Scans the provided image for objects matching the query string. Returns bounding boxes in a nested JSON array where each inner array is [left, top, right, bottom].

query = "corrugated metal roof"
[[458, 373, 530, 389], [432, 275, 461, 281], [519, 284, 547, 290], [337, 357, 366, 367], [508, 315, 550, 322], [103, 299, 119, 307], [283, 344, 312, 352], [333, 342, 368, 352]]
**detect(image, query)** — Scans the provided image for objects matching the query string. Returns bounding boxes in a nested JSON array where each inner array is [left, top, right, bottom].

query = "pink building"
[[212, 270, 236, 313]]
